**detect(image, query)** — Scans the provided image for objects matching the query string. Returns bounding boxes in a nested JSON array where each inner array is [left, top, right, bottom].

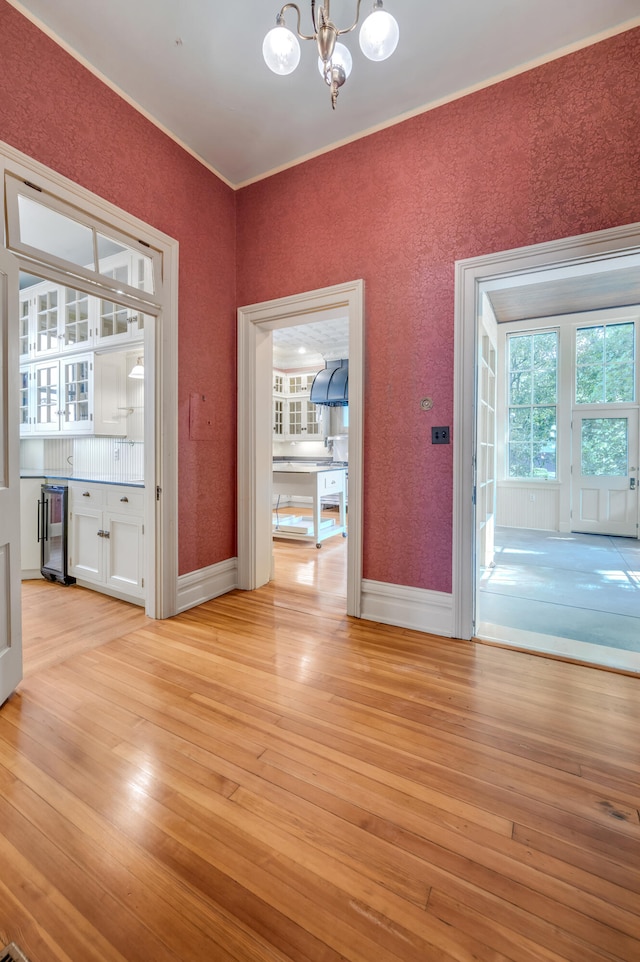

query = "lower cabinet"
[[68, 482, 144, 601]]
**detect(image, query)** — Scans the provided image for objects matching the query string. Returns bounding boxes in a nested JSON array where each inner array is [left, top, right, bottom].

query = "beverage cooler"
[[38, 483, 76, 585]]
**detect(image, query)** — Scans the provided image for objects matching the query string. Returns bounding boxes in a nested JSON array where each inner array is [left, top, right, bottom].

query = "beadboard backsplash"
[[20, 436, 144, 482]]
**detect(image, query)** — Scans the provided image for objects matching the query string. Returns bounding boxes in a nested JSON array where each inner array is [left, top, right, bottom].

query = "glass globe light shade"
[[263, 25, 301, 75], [359, 8, 399, 62], [317, 42, 353, 82]]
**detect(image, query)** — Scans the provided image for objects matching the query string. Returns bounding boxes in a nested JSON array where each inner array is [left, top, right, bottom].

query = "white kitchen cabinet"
[[286, 397, 322, 439], [273, 396, 284, 439], [20, 477, 44, 578], [272, 368, 323, 441], [20, 353, 127, 437], [68, 482, 144, 601], [19, 263, 146, 355], [19, 367, 33, 435]]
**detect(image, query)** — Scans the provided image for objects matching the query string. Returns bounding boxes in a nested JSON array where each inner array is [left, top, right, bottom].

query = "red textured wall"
[[0, 0, 237, 575], [2, 0, 640, 597], [237, 27, 640, 594]]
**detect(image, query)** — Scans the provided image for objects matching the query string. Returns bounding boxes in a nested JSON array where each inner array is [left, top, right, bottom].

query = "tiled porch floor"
[[477, 526, 640, 671]]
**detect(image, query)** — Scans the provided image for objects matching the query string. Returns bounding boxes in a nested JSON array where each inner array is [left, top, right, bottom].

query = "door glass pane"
[[581, 418, 627, 476], [18, 195, 95, 269]]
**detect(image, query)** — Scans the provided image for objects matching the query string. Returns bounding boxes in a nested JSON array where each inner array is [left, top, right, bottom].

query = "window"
[[5, 173, 162, 309], [507, 331, 558, 479], [575, 322, 635, 404]]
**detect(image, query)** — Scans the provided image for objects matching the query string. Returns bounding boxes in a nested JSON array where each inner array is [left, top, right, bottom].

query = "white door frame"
[[0, 245, 23, 704], [237, 280, 364, 617], [453, 220, 640, 640], [1, 141, 179, 619]]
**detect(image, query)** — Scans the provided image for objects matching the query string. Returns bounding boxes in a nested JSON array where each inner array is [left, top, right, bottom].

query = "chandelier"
[[263, 1, 399, 109]]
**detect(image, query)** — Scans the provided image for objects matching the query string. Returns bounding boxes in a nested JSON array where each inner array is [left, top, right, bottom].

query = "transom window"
[[5, 173, 161, 310], [507, 331, 558, 480], [575, 322, 635, 404]]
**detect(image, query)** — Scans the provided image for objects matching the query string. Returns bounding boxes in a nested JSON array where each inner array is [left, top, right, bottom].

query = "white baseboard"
[[361, 579, 454, 637], [176, 557, 238, 613]]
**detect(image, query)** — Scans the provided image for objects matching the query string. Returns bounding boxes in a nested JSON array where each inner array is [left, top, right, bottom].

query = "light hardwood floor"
[[1, 537, 639, 962]]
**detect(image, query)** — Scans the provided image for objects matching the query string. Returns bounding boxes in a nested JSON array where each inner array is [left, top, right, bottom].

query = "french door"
[[571, 409, 639, 537], [0, 246, 23, 707]]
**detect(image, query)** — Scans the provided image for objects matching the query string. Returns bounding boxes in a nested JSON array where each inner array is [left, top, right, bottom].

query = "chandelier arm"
[[278, 3, 316, 41], [335, 0, 364, 36]]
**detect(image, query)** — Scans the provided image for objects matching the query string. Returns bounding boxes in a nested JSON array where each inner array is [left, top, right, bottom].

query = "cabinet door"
[[20, 478, 43, 575], [35, 287, 61, 354], [61, 355, 93, 433], [96, 286, 134, 346], [33, 359, 61, 432], [19, 296, 32, 360], [273, 397, 284, 438], [19, 367, 33, 435], [304, 399, 322, 437], [106, 512, 144, 598], [93, 353, 127, 436], [287, 399, 304, 437], [68, 504, 104, 582], [61, 287, 91, 351]]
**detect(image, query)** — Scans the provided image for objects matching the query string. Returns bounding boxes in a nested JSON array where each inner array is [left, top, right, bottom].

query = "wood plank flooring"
[[1, 537, 639, 962]]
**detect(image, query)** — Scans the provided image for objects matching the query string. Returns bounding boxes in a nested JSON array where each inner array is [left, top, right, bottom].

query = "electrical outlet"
[[432, 426, 450, 444]]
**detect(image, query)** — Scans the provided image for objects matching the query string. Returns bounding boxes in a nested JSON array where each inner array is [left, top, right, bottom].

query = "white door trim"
[[237, 280, 364, 617], [1, 140, 179, 619], [453, 220, 640, 640]]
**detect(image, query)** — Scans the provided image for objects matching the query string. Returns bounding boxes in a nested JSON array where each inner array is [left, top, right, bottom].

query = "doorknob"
[[630, 477, 636, 490]]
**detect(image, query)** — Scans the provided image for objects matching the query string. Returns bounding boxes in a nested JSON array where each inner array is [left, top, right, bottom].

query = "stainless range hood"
[[310, 359, 348, 406]]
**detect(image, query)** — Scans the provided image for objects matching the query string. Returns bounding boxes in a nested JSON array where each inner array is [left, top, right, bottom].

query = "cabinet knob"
[[83, 491, 91, 497], [120, 496, 129, 503]]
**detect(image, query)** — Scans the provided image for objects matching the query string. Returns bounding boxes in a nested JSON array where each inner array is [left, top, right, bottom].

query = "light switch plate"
[[432, 426, 450, 444]]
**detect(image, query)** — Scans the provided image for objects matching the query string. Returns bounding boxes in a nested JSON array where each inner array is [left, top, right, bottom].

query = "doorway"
[[453, 221, 640, 672], [2, 141, 180, 626], [237, 280, 364, 616]]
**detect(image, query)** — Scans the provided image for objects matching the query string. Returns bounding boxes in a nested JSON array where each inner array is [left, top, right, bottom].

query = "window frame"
[[5, 173, 163, 311], [505, 327, 559, 482]]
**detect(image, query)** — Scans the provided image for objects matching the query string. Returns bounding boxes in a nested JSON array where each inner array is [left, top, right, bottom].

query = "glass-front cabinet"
[[63, 356, 91, 431], [35, 288, 60, 354], [19, 261, 146, 356], [272, 368, 323, 441], [31, 354, 93, 435], [63, 288, 90, 349]]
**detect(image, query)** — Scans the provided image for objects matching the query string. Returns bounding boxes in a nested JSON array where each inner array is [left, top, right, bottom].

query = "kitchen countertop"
[[20, 471, 144, 488], [272, 464, 345, 474]]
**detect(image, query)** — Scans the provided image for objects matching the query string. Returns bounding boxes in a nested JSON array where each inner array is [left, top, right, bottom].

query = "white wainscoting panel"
[[361, 579, 454, 637], [177, 557, 238, 613], [497, 483, 560, 530]]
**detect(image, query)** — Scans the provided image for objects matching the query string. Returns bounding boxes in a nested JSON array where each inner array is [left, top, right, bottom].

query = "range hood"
[[310, 359, 348, 406]]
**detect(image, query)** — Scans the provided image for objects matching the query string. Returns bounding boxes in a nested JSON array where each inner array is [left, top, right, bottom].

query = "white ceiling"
[[273, 317, 349, 369], [9, 0, 640, 187]]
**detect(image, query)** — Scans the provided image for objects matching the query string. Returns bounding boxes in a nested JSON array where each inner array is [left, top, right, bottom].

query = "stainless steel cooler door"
[[41, 486, 65, 577]]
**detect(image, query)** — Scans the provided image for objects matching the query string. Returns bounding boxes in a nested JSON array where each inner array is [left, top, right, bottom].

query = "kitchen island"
[[272, 464, 346, 547]]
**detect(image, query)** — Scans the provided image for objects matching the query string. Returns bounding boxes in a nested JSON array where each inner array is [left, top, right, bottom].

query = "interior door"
[[571, 410, 639, 537], [0, 246, 23, 707], [476, 298, 498, 572]]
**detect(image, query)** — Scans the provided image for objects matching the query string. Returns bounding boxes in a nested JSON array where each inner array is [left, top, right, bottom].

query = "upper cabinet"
[[20, 353, 127, 438], [20, 266, 145, 360], [273, 369, 323, 441], [18, 261, 139, 438]]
